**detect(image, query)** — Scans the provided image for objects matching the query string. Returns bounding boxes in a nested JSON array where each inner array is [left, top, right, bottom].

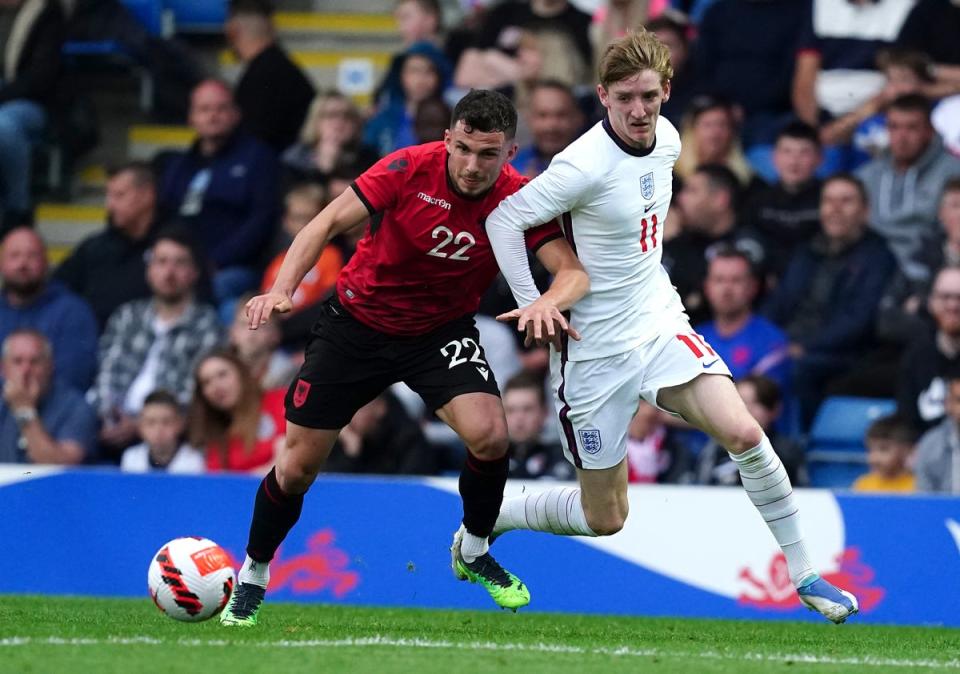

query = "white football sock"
[[493, 486, 597, 537], [459, 531, 489, 563], [238, 555, 270, 588], [730, 435, 815, 587]]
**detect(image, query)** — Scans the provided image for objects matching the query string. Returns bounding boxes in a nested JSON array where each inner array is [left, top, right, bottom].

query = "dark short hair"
[[645, 14, 688, 44], [823, 172, 869, 205], [686, 94, 736, 125], [504, 370, 546, 406], [397, 0, 441, 20], [775, 120, 821, 149], [738, 374, 781, 410], [941, 177, 960, 199], [152, 223, 203, 269], [143, 389, 183, 414], [530, 78, 577, 103], [107, 160, 156, 188], [888, 93, 933, 119], [707, 243, 759, 279], [694, 163, 741, 208], [450, 89, 518, 140], [865, 414, 918, 445], [229, 0, 273, 16]]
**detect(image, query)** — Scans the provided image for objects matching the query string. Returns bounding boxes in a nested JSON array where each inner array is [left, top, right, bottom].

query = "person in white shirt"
[[480, 27, 858, 624], [120, 390, 205, 474]]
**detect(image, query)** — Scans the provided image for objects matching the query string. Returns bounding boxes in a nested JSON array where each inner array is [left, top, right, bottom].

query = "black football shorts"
[[285, 296, 501, 429]]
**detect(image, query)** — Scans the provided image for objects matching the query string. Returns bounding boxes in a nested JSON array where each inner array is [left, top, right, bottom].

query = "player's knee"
[[725, 418, 764, 454], [465, 420, 509, 461], [584, 503, 628, 536], [276, 438, 320, 494]]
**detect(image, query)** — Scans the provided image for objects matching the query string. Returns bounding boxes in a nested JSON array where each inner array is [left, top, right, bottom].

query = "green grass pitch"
[[1, 596, 958, 674]]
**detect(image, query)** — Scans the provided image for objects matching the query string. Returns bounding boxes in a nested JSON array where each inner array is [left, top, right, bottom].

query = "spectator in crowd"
[[763, 173, 896, 427], [454, 0, 592, 90], [591, 0, 663, 71], [0, 0, 63, 230], [875, 178, 960, 347], [374, 0, 445, 109], [260, 183, 342, 313], [502, 371, 571, 480], [507, 28, 591, 124], [693, 0, 806, 180], [413, 96, 451, 144], [914, 373, 960, 494], [227, 297, 297, 391], [324, 390, 439, 475], [896, 0, 960, 82], [281, 91, 378, 188], [119, 389, 205, 473], [792, 0, 913, 128], [364, 41, 451, 156], [853, 414, 918, 493], [0, 227, 97, 390], [626, 401, 690, 484], [225, 0, 315, 153], [744, 122, 822, 280], [856, 95, 960, 283], [897, 266, 960, 433], [64, 0, 202, 121], [188, 348, 284, 473], [664, 164, 766, 325], [646, 13, 695, 125], [55, 162, 160, 328], [674, 95, 760, 194], [0, 329, 95, 465], [511, 80, 583, 178], [91, 227, 221, 456], [696, 246, 790, 394], [159, 79, 281, 309], [696, 375, 804, 486]]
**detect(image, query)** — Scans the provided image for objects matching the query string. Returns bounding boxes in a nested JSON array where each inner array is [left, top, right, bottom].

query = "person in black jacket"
[[763, 173, 897, 427], [225, 0, 315, 153], [0, 0, 63, 229]]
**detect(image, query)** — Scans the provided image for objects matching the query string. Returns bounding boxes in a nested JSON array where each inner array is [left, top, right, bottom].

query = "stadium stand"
[[805, 396, 897, 488]]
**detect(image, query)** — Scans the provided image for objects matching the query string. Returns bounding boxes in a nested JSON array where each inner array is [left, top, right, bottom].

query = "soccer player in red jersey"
[[220, 90, 589, 625]]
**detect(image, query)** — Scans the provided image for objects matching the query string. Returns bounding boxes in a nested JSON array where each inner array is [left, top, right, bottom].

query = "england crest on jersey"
[[640, 172, 655, 199], [578, 428, 602, 454]]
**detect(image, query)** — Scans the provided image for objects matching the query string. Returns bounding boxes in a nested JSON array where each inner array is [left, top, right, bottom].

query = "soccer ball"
[[148, 537, 235, 622]]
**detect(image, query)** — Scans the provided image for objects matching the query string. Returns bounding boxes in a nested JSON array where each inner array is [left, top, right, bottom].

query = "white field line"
[[0, 635, 958, 669]]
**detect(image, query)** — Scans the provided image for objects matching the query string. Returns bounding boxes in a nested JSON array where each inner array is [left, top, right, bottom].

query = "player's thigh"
[[275, 421, 341, 493], [657, 373, 762, 453], [402, 315, 504, 454], [576, 459, 630, 533], [435, 392, 508, 459], [548, 348, 643, 471]]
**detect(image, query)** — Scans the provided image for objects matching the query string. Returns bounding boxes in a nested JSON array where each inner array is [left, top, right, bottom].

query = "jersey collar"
[[602, 116, 657, 158]]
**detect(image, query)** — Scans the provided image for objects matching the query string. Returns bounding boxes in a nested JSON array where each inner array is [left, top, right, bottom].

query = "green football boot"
[[451, 527, 530, 611], [219, 582, 266, 627]]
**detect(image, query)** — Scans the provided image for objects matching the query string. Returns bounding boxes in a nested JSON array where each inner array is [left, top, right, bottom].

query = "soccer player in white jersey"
[[473, 28, 859, 623]]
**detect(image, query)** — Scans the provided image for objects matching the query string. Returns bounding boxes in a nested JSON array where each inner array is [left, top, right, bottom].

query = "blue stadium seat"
[[805, 396, 896, 489], [163, 0, 227, 33]]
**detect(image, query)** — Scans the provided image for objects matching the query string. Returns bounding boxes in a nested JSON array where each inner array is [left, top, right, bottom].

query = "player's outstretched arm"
[[497, 238, 589, 349], [246, 188, 368, 329]]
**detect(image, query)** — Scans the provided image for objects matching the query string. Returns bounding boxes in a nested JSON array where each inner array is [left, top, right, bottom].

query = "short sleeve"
[[796, 1, 819, 55], [523, 220, 563, 252], [352, 148, 412, 214]]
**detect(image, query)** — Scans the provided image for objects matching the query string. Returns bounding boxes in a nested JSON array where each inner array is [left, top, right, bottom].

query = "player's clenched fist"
[[245, 292, 294, 329]]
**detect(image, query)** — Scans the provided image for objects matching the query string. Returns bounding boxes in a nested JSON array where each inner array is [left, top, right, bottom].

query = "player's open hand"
[[245, 292, 294, 329], [496, 298, 581, 350]]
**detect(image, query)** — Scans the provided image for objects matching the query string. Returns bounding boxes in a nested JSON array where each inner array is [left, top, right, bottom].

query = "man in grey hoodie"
[[915, 374, 960, 494], [857, 94, 960, 283]]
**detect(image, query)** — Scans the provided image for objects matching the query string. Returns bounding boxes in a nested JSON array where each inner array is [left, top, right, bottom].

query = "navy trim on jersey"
[[350, 182, 376, 216], [561, 212, 576, 254], [602, 116, 657, 158], [528, 230, 564, 253]]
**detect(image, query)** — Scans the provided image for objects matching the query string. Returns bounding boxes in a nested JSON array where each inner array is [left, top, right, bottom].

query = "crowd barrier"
[[2, 467, 958, 626]]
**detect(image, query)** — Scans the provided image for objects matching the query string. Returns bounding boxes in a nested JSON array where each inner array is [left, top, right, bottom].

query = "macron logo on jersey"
[[418, 192, 452, 210]]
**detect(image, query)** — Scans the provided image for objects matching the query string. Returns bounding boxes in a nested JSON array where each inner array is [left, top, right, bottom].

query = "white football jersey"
[[487, 115, 683, 361]]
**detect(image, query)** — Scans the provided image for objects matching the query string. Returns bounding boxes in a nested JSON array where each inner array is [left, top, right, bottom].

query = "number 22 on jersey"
[[427, 226, 476, 261]]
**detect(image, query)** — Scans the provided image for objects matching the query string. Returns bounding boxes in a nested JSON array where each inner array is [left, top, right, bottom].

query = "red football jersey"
[[339, 142, 562, 336]]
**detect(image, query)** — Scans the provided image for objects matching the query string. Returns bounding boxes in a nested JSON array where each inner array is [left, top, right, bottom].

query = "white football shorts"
[[549, 314, 732, 470]]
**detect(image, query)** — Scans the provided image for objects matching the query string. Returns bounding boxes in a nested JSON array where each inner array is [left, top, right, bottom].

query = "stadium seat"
[[163, 0, 227, 33], [805, 396, 896, 489]]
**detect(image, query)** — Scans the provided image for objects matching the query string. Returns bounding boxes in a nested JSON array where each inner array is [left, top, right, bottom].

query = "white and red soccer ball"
[[148, 537, 235, 622]]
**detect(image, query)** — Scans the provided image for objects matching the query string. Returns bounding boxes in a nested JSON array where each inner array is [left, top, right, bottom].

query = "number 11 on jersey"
[[640, 214, 658, 252]]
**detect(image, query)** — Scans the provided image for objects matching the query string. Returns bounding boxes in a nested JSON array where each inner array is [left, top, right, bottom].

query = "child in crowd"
[[853, 415, 918, 493], [120, 390, 205, 474]]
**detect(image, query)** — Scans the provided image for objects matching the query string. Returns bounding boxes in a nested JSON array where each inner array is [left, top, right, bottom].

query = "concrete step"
[[35, 203, 107, 265], [277, 0, 395, 13], [275, 11, 395, 35], [127, 125, 195, 161]]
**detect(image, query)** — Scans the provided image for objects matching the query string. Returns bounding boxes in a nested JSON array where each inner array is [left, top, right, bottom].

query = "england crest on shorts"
[[578, 428, 602, 454], [640, 172, 655, 200]]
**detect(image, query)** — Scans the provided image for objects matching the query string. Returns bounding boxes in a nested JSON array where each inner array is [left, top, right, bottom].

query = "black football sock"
[[458, 451, 509, 539], [245, 467, 305, 563]]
